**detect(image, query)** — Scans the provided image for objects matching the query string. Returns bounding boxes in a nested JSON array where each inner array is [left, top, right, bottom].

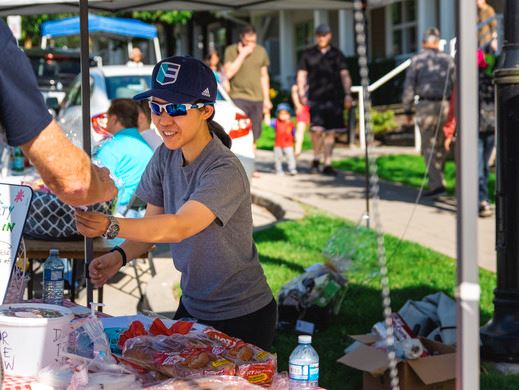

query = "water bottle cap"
[[49, 249, 59, 256], [298, 335, 312, 344]]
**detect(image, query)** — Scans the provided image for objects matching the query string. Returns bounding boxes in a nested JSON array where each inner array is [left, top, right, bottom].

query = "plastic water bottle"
[[289, 335, 319, 389], [43, 249, 64, 305]]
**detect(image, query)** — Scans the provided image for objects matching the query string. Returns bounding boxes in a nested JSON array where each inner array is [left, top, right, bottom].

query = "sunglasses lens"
[[149, 101, 162, 115], [166, 104, 188, 116]]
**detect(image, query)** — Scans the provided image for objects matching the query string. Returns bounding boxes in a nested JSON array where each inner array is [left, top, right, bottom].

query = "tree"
[[129, 11, 192, 56], [131, 10, 192, 25], [21, 14, 75, 48]]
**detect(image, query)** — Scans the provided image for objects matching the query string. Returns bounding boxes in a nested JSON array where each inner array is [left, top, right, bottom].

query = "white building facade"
[[246, 0, 502, 90]]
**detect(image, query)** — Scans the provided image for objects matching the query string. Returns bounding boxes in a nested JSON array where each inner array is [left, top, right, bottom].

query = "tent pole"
[[455, 1, 479, 389], [154, 37, 162, 62], [79, 0, 94, 308]]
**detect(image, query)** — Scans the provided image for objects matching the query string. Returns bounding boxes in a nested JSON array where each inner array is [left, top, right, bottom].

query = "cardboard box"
[[337, 335, 455, 390]]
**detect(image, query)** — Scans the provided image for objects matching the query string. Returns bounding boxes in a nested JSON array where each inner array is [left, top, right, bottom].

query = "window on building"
[[391, 0, 417, 55]]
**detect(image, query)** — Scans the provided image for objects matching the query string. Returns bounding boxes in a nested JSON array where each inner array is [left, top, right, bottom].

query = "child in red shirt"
[[272, 103, 297, 175]]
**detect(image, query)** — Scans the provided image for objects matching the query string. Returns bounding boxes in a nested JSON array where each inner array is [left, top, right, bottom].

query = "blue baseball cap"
[[133, 56, 217, 104], [276, 102, 292, 115]]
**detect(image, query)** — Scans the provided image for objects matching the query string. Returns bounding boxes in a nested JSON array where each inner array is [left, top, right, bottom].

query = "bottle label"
[[44, 269, 63, 282], [289, 363, 319, 382]]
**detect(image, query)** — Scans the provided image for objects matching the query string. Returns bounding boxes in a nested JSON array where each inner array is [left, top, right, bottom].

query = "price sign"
[[0, 184, 32, 304]]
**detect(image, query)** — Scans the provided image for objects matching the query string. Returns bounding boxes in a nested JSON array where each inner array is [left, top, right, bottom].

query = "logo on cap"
[[201, 88, 211, 98], [156, 62, 181, 86]]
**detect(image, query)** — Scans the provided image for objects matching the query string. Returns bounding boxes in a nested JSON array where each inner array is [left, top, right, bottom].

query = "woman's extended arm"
[[76, 200, 217, 244]]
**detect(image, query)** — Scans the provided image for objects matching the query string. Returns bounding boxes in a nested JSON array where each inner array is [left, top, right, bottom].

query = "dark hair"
[[209, 120, 232, 149], [194, 100, 232, 149], [137, 99, 152, 123], [108, 99, 139, 129], [204, 48, 220, 63], [423, 27, 441, 42], [239, 24, 256, 37]]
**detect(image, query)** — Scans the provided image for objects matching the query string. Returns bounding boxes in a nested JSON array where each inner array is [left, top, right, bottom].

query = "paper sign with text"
[[0, 184, 32, 304]]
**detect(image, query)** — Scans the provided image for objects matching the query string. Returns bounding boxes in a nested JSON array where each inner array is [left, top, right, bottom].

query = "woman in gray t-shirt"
[[75, 56, 276, 351]]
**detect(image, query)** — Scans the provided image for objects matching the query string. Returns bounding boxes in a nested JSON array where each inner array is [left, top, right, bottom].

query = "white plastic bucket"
[[0, 303, 73, 377]]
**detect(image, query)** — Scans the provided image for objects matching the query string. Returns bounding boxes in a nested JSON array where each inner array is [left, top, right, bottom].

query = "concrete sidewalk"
[[253, 146, 496, 272]]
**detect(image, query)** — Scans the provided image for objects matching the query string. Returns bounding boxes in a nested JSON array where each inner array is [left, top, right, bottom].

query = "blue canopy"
[[41, 14, 157, 40]]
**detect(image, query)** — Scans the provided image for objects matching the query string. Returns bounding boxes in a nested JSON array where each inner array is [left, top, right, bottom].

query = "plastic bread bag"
[[201, 328, 277, 386], [146, 375, 264, 390], [122, 334, 235, 379]]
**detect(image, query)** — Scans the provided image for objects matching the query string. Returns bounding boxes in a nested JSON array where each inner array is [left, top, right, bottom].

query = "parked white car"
[[56, 65, 254, 177]]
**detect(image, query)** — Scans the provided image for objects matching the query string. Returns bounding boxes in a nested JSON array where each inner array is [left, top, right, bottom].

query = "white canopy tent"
[[0, 2, 479, 389]]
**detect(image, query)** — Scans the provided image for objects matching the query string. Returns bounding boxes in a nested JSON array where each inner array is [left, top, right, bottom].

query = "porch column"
[[440, 0, 455, 41], [279, 10, 295, 90], [339, 9, 355, 56], [418, 0, 438, 48], [384, 5, 392, 57], [314, 9, 329, 28]]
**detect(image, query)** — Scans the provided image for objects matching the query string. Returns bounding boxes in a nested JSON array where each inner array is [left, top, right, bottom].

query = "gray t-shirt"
[[136, 135, 273, 320]]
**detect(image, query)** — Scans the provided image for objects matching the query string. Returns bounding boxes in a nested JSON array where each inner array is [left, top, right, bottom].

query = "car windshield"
[[29, 58, 80, 79], [105, 75, 152, 99]]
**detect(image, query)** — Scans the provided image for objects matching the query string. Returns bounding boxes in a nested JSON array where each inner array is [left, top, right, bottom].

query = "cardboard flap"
[[337, 345, 391, 376], [350, 334, 379, 345], [407, 353, 456, 385]]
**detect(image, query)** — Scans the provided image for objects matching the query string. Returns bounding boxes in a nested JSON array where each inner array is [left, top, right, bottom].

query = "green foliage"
[[20, 14, 75, 46], [131, 10, 192, 25], [269, 80, 292, 114], [255, 210, 507, 389], [333, 154, 496, 202], [371, 108, 398, 135]]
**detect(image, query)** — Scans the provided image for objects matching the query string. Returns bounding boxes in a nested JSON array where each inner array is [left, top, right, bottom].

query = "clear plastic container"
[[43, 249, 64, 305], [288, 335, 319, 389]]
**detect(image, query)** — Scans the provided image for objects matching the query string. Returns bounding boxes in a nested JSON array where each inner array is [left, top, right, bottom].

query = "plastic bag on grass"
[[323, 220, 379, 281]]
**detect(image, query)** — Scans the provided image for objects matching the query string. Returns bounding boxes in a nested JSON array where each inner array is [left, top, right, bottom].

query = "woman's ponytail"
[[209, 120, 232, 149]]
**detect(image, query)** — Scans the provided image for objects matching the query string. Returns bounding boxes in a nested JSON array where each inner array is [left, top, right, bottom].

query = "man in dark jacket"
[[403, 27, 455, 197]]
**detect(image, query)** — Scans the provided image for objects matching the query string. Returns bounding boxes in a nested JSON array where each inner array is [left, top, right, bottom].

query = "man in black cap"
[[403, 27, 455, 197], [297, 23, 352, 175]]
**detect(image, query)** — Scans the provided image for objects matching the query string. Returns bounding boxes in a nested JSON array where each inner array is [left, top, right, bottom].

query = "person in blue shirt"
[[95, 99, 153, 215]]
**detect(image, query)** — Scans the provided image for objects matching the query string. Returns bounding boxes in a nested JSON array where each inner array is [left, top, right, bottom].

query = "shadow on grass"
[[259, 253, 306, 274]]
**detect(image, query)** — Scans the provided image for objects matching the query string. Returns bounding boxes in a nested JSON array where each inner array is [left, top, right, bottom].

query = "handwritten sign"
[[0, 184, 32, 304]]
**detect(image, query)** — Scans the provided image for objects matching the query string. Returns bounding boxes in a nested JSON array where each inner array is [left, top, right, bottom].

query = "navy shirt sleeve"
[[0, 21, 52, 146]]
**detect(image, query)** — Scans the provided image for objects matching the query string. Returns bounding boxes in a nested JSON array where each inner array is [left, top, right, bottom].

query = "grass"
[[332, 154, 496, 203], [255, 209, 515, 390], [256, 121, 313, 151]]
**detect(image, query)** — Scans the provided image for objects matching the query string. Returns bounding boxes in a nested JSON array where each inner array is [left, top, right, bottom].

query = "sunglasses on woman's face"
[[148, 101, 212, 117]]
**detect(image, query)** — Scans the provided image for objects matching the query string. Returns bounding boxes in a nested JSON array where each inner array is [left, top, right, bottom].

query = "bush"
[[371, 108, 398, 135]]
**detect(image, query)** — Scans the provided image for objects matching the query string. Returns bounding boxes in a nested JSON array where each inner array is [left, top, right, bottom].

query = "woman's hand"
[[75, 210, 111, 238], [89, 252, 122, 287]]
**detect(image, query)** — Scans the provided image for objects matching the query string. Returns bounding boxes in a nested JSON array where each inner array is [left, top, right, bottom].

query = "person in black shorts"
[[297, 23, 352, 175]]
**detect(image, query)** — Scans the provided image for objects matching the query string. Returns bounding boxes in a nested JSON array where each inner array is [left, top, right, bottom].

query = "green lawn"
[[256, 122, 313, 151], [332, 154, 496, 203], [255, 210, 514, 390]]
